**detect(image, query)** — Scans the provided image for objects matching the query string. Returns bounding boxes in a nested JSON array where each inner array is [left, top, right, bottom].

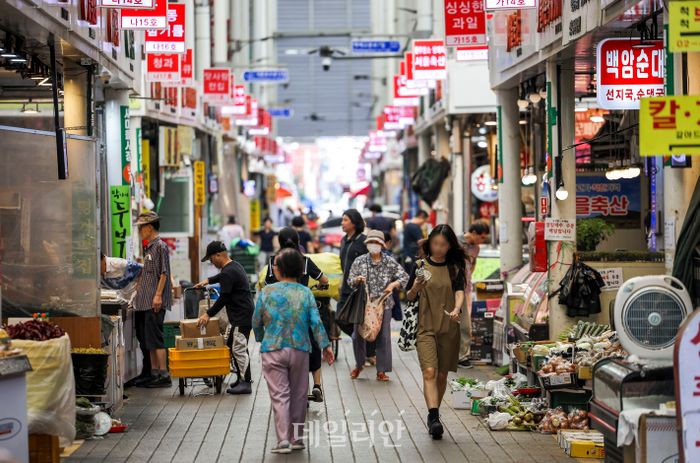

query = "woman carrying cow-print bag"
[[398, 259, 430, 352]]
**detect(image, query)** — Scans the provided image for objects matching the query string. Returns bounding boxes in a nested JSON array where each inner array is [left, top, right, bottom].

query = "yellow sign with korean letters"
[[193, 161, 206, 206], [669, 1, 700, 52], [640, 96, 700, 156], [250, 199, 261, 231]]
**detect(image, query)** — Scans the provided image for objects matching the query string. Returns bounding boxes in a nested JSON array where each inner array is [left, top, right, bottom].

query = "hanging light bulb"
[[528, 92, 542, 104], [555, 186, 569, 201], [522, 167, 537, 185], [517, 98, 529, 109], [590, 114, 605, 123], [625, 166, 641, 178], [539, 87, 547, 98]]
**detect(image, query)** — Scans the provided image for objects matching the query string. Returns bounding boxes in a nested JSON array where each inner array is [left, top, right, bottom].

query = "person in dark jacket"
[[337, 209, 368, 336]]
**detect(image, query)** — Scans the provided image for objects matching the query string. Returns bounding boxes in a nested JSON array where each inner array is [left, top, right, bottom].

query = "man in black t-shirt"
[[292, 216, 314, 253], [195, 241, 255, 395]]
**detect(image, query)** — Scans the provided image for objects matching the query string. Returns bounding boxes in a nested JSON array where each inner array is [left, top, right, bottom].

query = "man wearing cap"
[[195, 241, 255, 394], [133, 212, 173, 388]]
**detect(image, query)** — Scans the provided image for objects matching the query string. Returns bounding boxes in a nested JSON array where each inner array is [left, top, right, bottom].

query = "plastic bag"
[[13, 334, 76, 447], [257, 252, 342, 300], [336, 282, 367, 326], [72, 353, 109, 395], [487, 412, 512, 430]]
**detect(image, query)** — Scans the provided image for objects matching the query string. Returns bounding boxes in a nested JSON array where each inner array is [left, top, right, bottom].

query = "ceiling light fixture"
[[484, 121, 497, 126], [555, 186, 569, 201], [517, 98, 529, 109], [528, 91, 542, 104], [477, 140, 488, 148], [519, 119, 527, 125], [590, 115, 605, 123]]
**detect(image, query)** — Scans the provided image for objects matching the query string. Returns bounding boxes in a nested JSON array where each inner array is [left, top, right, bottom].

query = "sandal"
[[376, 372, 390, 382], [350, 368, 363, 379]]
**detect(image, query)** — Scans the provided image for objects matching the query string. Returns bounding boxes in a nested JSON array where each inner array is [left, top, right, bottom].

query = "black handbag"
[[336, 282, 367, 326]]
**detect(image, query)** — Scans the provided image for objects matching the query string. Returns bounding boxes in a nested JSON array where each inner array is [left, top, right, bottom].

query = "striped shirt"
[[133, 237, 172, 311]]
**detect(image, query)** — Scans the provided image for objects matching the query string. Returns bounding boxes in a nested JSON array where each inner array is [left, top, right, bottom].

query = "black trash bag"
[[411, 158, 451, 206], [555, 259, 605, 318], [336, 282, 367, 326], [72, 353, 109, 396]]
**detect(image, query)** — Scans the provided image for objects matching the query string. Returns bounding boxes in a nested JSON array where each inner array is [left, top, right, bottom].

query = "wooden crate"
[[29, 434, 60, 463]]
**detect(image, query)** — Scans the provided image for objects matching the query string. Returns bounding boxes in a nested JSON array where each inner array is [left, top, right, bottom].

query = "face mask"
[[367, 244, 382, 255]]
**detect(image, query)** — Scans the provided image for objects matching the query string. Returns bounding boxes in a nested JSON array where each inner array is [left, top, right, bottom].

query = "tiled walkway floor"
[[67, 331, 578, 462]]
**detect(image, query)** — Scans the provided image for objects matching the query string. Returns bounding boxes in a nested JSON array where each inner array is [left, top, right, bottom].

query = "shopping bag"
[[336, 282, 367, 325], [357, 293, 390, 342], [398, 298, 419, 352]]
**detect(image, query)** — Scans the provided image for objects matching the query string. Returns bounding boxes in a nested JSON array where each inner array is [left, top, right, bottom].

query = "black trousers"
[[227, 325, 252, 383], [133, 310, 152, 376]]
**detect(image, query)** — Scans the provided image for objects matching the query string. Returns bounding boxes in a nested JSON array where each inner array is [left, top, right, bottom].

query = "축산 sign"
[[242, 69, 289, 82], [640, 95, 700, 156], [351, 40, 401, 53]]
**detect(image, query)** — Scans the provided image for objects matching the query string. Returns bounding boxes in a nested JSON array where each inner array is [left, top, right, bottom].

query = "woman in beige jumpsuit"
[[406, 224, 467, 440]]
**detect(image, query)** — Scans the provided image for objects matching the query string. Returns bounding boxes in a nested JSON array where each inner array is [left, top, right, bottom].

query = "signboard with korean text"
[[383, 106, 402, 130], [489, 9, 538, 72], [368, 130, 388, 153], [178, 49, 194, 86], [242, 69, 289, 82], [120, 106, 131, 185], [670, 1, 700, 52], [471, 165, 498, 202], [351, 40, 401, 53], [640, 95, 700, 156], [268, 108, 294, 118], [404, 52, 436, 89], [674, 309, 700, 463], [110, 185, 131, 259], [412, 39, 447, 80], [576, 175, 641, 228], [544, 218, 576, 241], [120, 0, 167, 29], [202, 68, 231, 103], [598, 268, 623, 291], [537, 0, 563, 49], [596, 38, 665, 110], [146, 53, 179, 82], [180, 87, 197, 119], [561, 0, 600, 45], [486, 0, 536, 10], [456, 46, 488, 61], [79, 0, 99, 25], [145, 3, 185, 53], [100, 0, 155, 7], [193, 161, 205, 206], [250, 199, 261, 231], [444, 0, 487, 46], [221, 84, 247, 115]]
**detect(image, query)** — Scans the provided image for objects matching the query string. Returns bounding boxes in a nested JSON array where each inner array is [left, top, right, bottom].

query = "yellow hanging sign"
[[194, 161, 206, 206], [250, 199, 261, 231], [640, 95, 700, 156], [669, 1, 700, 52]]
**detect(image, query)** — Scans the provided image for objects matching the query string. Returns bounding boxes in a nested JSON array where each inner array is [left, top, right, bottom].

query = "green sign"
[[110, 185, 131, 258], [135, 127, 142, 174], [120, 105, 131, 185]]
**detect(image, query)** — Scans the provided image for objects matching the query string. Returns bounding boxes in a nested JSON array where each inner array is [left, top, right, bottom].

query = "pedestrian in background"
[[253, 248, 334, 454], [402, 210, 429, 273], [458, 221, 490, 369], [366, 204, 396, 237], [406, 224, 467, 439], [218, 215, 246, 247], [255, 217, 278, 269], [348, 230, 408, 381], [133, 212, 172, 388], [292, 215, 314, 253]]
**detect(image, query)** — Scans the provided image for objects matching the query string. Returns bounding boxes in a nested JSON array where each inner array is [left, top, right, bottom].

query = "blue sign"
[[268, 108, 294, 118], [242, 69, 289, 82], [576, 175, 641, 229], [351, 40, 401, 54]]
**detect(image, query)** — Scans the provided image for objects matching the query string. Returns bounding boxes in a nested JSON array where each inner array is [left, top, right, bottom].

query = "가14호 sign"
[[640, 95, 700, 156], [596, 38, 665, 110]]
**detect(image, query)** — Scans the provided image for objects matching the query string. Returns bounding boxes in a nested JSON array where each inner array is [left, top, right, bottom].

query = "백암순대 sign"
[[146, 53, 179, 82], [640, 95, 700, 156], [412, 39, 447, 80], [669, 1, 700, 53], [596, 38, 665, 110], [444, 0, 487, 46], [544, 218, 576, 241], [145, 3, 186, 53], [120, 0, 167, 29], [576, 175, 641, 228]]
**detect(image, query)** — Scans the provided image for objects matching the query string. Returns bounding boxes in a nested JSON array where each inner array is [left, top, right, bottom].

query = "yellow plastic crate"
[[169, 365, 231, 378], [169, 357, 230, 369], [168, 347, 230, 362]]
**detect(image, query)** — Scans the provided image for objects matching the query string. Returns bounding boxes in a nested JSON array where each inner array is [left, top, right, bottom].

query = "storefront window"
[[0, 126, 99, 318]]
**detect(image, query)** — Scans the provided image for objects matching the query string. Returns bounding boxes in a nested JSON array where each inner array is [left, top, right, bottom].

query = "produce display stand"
[[167, 347, 230, 396]]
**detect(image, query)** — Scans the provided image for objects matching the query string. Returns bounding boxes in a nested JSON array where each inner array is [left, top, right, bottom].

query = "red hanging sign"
[[146, 53, 180, 82], [79, 0, 99, 26], [145, 3, 186, 53], [100, 0, 156, 8], [202, 68, 231, 103], [412, 39, 447, 80], [178, 49, 193, 86], [383, 106, 402, 130], [596, 38, 665, 110], [444, 0, 487, 46], [121, 0, 167, 29]]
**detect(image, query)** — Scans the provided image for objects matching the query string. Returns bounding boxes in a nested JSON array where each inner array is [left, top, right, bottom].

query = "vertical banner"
[[110, 185, 131, 258], [193, 160, 206, 206], [120, 105, 131, 186], [250, 199, 261, 231], [142, 140, 151, 197], [135, 127, 142, 174]]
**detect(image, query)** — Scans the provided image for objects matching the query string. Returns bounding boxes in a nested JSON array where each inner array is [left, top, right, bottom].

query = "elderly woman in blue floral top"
[[348, 230, 409, 381], [253, 248, 335, 455]]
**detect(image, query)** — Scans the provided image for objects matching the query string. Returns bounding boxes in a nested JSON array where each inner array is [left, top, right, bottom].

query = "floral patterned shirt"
[[253, 282, 330, 353], [348, 253, 409, 311]]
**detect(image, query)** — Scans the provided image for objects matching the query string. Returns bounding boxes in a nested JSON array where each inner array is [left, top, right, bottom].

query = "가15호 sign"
[[443, 0, 487, 46]]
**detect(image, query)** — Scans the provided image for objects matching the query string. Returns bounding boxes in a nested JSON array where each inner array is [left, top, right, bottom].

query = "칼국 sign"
[[596, 38, 664, 110], [444, 0, 487, 46], [640, 95, 700, 156]]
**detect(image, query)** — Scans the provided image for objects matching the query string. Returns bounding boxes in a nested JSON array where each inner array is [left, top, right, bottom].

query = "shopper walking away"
[[133, 212, 173, 388], [255, 217, 278, 269], [348, 230, 408, 381], [218, 215, 246, 247], [337, 209, 368, 336], [292, 216, 314, 253], [366, 204, 396, 236], [195, 240, 255, 394], [253, 248, 334, 454], [262, 227, 330, 402], [402, 210, 429, 273], [406, 224, 467, 439], [458, 221, 490, 369]]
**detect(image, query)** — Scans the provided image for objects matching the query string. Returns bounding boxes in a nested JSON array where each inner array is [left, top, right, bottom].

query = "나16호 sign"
[[145, 3, 186, 53], [640, 95, 700, 156]]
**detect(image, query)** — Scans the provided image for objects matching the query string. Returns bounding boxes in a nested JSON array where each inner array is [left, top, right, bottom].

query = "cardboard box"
[[451, 390, 471, 409], [179, 318, 220, 339], [558, 430, 605, 459], [175, 335, 225, 350], [638, 414, 678, 463], [577, 365, 593, 380]]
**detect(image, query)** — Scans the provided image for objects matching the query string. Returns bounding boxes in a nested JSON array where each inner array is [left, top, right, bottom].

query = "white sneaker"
[[291, 440, 306, 450], [271, 441, 292, 454]]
